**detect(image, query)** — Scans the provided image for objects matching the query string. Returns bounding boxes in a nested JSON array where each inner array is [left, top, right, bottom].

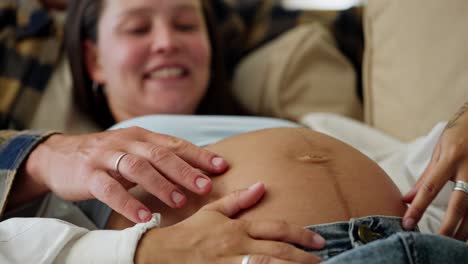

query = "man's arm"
[[0, 129, 155, 263]]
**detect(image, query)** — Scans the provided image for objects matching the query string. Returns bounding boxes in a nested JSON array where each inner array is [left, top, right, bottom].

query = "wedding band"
[[453, 180, 468, 195], [241, 255, 251, 264], [114, 152, 128, 175]]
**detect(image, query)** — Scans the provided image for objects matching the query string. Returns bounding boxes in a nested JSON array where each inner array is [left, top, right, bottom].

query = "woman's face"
[[86, 0, 211, 121]]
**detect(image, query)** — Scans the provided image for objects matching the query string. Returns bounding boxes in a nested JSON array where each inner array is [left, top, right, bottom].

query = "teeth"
[[149, 67, 184, 79]]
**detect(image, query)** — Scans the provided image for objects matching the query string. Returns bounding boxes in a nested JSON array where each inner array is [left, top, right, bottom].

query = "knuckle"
[[421, 182, 437, 197], [148, 145, 161, 160], [151, 177, 174, 195], [167, 136, 190, 152], [109, 133, 122, 142], [409, 205, 424, 218], [107, 129, 126, 141], [149, 147, 172, 163], [128, 126, 143, 134], [271, 244, 293, 259], [218, 235, 242, 251], [87, 135, 105, 149], [78, 156, 95, 172], [231, 189, 244, 201], [80, 147, 105, 167], [272, 220, 289, 235], [99, 181, 120, 199], [124, 155, 149, 174], [254, 255, 274, 264], [226, 191, 244, 212], [119, 126, 147, 138], [229, 219, 248, 231], [119, 196, 132, 213], [179, 165, 198, 182], [446, 143, 464, 161]]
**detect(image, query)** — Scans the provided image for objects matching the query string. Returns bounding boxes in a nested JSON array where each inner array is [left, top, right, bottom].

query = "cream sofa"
[[363, 0, 468, 141], [232, 0, 468, 141]]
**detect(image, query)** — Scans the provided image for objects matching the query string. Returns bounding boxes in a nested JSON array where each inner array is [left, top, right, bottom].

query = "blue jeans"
[[75, 199, 112, 229], [302, 216, 468, 263]]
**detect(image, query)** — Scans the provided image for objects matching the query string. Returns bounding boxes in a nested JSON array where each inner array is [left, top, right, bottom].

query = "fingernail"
[[211, 157, 225, 167], [138, 209, 151, 222], [312, 235, 326, 248], [171, 191, 185, 205], [196, 177, 210, 189], [403, 218, 415, 230]]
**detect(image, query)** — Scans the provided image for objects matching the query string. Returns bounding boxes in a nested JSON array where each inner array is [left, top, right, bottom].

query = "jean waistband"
[[299, 215, 418, 260], [75, 199, 113, 229]]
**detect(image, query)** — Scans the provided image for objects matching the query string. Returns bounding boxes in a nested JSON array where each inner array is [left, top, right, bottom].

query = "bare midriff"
[[107, 128, 407, 229]]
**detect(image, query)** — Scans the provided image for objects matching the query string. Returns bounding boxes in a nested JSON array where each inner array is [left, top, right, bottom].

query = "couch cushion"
[[364, 0, 468, 141], [232, 23, 363, 122]]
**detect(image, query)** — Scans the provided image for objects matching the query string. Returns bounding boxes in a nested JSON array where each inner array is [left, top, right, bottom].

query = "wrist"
[[134, 227, 168, 264], [135, 228, 156, 264], [24, 135, 63, 188], [8, 135, 63, 207]]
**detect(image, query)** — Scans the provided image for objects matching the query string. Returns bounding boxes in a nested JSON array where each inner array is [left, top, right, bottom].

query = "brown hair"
[[65, 0, 243, 129]]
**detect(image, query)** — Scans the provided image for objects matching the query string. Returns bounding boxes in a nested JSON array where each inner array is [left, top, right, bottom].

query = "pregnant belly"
[[107, 128, 407, 229]]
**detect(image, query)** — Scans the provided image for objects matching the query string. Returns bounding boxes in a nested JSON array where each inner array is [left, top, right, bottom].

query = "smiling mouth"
[[146, 67, 189, 80]]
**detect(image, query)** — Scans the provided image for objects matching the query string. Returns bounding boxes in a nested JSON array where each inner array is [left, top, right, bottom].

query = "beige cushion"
[[364, 0, 468, 141], [232, 23, 363, 122]]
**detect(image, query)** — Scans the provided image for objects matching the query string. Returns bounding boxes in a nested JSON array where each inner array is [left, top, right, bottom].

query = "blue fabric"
[[324, 232, 468, 264], [303, 216, 411, 260], [299, 215, 468, 263], [0, 131, 45, 170], [0, 131, 52, 216], [75, 199, 113, 229], [0, 0, 61, 128]]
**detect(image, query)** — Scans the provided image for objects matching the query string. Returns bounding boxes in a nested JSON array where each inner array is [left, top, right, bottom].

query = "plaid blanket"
[[0, 0, 61, 216], [0, 0, 62, 130]]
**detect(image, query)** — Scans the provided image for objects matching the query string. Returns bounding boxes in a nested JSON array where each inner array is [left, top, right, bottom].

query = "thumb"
[[403, 179, 422, 203], [202, 182, 265, 217], [402, 186, 418, 203]]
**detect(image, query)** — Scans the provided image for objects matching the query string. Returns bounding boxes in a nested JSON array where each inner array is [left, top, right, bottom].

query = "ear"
[[83, 39, 105, 84]]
